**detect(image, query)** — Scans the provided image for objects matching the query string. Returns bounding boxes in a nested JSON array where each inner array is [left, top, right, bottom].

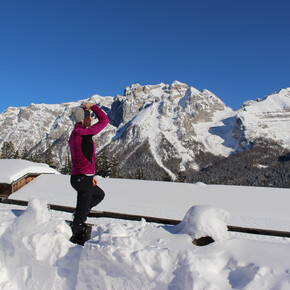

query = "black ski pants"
[[70, 175, 105, 234]]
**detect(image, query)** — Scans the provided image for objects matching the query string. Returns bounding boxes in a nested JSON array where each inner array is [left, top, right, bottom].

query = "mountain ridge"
[[0, 81, 289, 182]]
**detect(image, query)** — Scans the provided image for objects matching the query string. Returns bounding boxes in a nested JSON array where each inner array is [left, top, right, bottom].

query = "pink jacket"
[[69, 105, 109, 175]]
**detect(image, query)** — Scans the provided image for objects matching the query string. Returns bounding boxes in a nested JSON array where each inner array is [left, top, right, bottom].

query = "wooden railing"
[[2, 198, 290, 238]]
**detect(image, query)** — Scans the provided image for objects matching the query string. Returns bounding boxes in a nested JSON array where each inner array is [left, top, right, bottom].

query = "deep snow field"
[[0, 160, 290, 289]]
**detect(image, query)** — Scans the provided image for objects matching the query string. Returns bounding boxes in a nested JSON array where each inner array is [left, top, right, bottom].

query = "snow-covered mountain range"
[[0, 81, 289, 180]]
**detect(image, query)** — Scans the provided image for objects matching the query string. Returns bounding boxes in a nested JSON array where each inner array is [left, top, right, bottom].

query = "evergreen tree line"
[[94, 149, 184, 181], [187, 145, 290, 188], [0, 141, 56, 167], [0, 141, 123, 179], [0, 140, 71, 174], [94, 149, 121, 178]]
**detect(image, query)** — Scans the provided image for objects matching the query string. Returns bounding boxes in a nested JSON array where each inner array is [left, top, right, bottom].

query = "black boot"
[[82, 223, 92, 243], [70, 224, 92, 246], [70, 231, 85, 246]]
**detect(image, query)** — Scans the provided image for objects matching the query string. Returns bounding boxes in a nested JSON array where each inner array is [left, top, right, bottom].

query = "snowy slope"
[[235, 88, 290, 149]]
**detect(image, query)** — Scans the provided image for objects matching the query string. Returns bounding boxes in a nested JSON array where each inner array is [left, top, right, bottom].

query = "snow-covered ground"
[[0, 160, 290, 289], [9, 174, 290, 231]]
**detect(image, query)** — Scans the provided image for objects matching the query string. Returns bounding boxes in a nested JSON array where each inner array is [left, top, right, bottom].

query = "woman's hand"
[[93, 177, 98, 186], [82, 103, 94, 110]]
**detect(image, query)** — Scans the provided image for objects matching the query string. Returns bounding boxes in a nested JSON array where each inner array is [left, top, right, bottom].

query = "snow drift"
[[0, 197, 289, 290]]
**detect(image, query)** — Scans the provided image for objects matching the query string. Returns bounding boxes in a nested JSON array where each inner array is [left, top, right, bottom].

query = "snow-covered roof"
[[0, 159, 59, 184], [9, 174, 290, 231]]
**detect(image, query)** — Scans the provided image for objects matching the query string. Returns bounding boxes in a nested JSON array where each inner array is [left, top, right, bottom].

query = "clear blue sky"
[[0, 0, 289, 113]]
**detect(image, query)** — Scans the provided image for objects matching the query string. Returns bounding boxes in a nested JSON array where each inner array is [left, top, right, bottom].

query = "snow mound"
[[173, 205, 230, 241], [0, 198, 72, 290]]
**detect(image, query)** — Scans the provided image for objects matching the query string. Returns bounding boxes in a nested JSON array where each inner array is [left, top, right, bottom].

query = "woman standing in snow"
[[69, 102, 109, 245]]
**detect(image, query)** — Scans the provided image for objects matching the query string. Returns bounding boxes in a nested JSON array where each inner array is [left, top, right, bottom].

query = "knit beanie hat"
[[72, 107, 86, 124]]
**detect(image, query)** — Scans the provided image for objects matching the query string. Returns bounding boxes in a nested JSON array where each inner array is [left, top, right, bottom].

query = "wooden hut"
[[0, 159, 59, 200], [0, 174, 39, 199]]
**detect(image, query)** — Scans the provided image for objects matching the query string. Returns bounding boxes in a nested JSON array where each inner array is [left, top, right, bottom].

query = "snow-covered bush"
[[173, 205, 230, 242]]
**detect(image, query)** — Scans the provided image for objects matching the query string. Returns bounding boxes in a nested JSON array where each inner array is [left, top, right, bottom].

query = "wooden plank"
[[2, 198, 28, 206], [227, 225, 290, 238]]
